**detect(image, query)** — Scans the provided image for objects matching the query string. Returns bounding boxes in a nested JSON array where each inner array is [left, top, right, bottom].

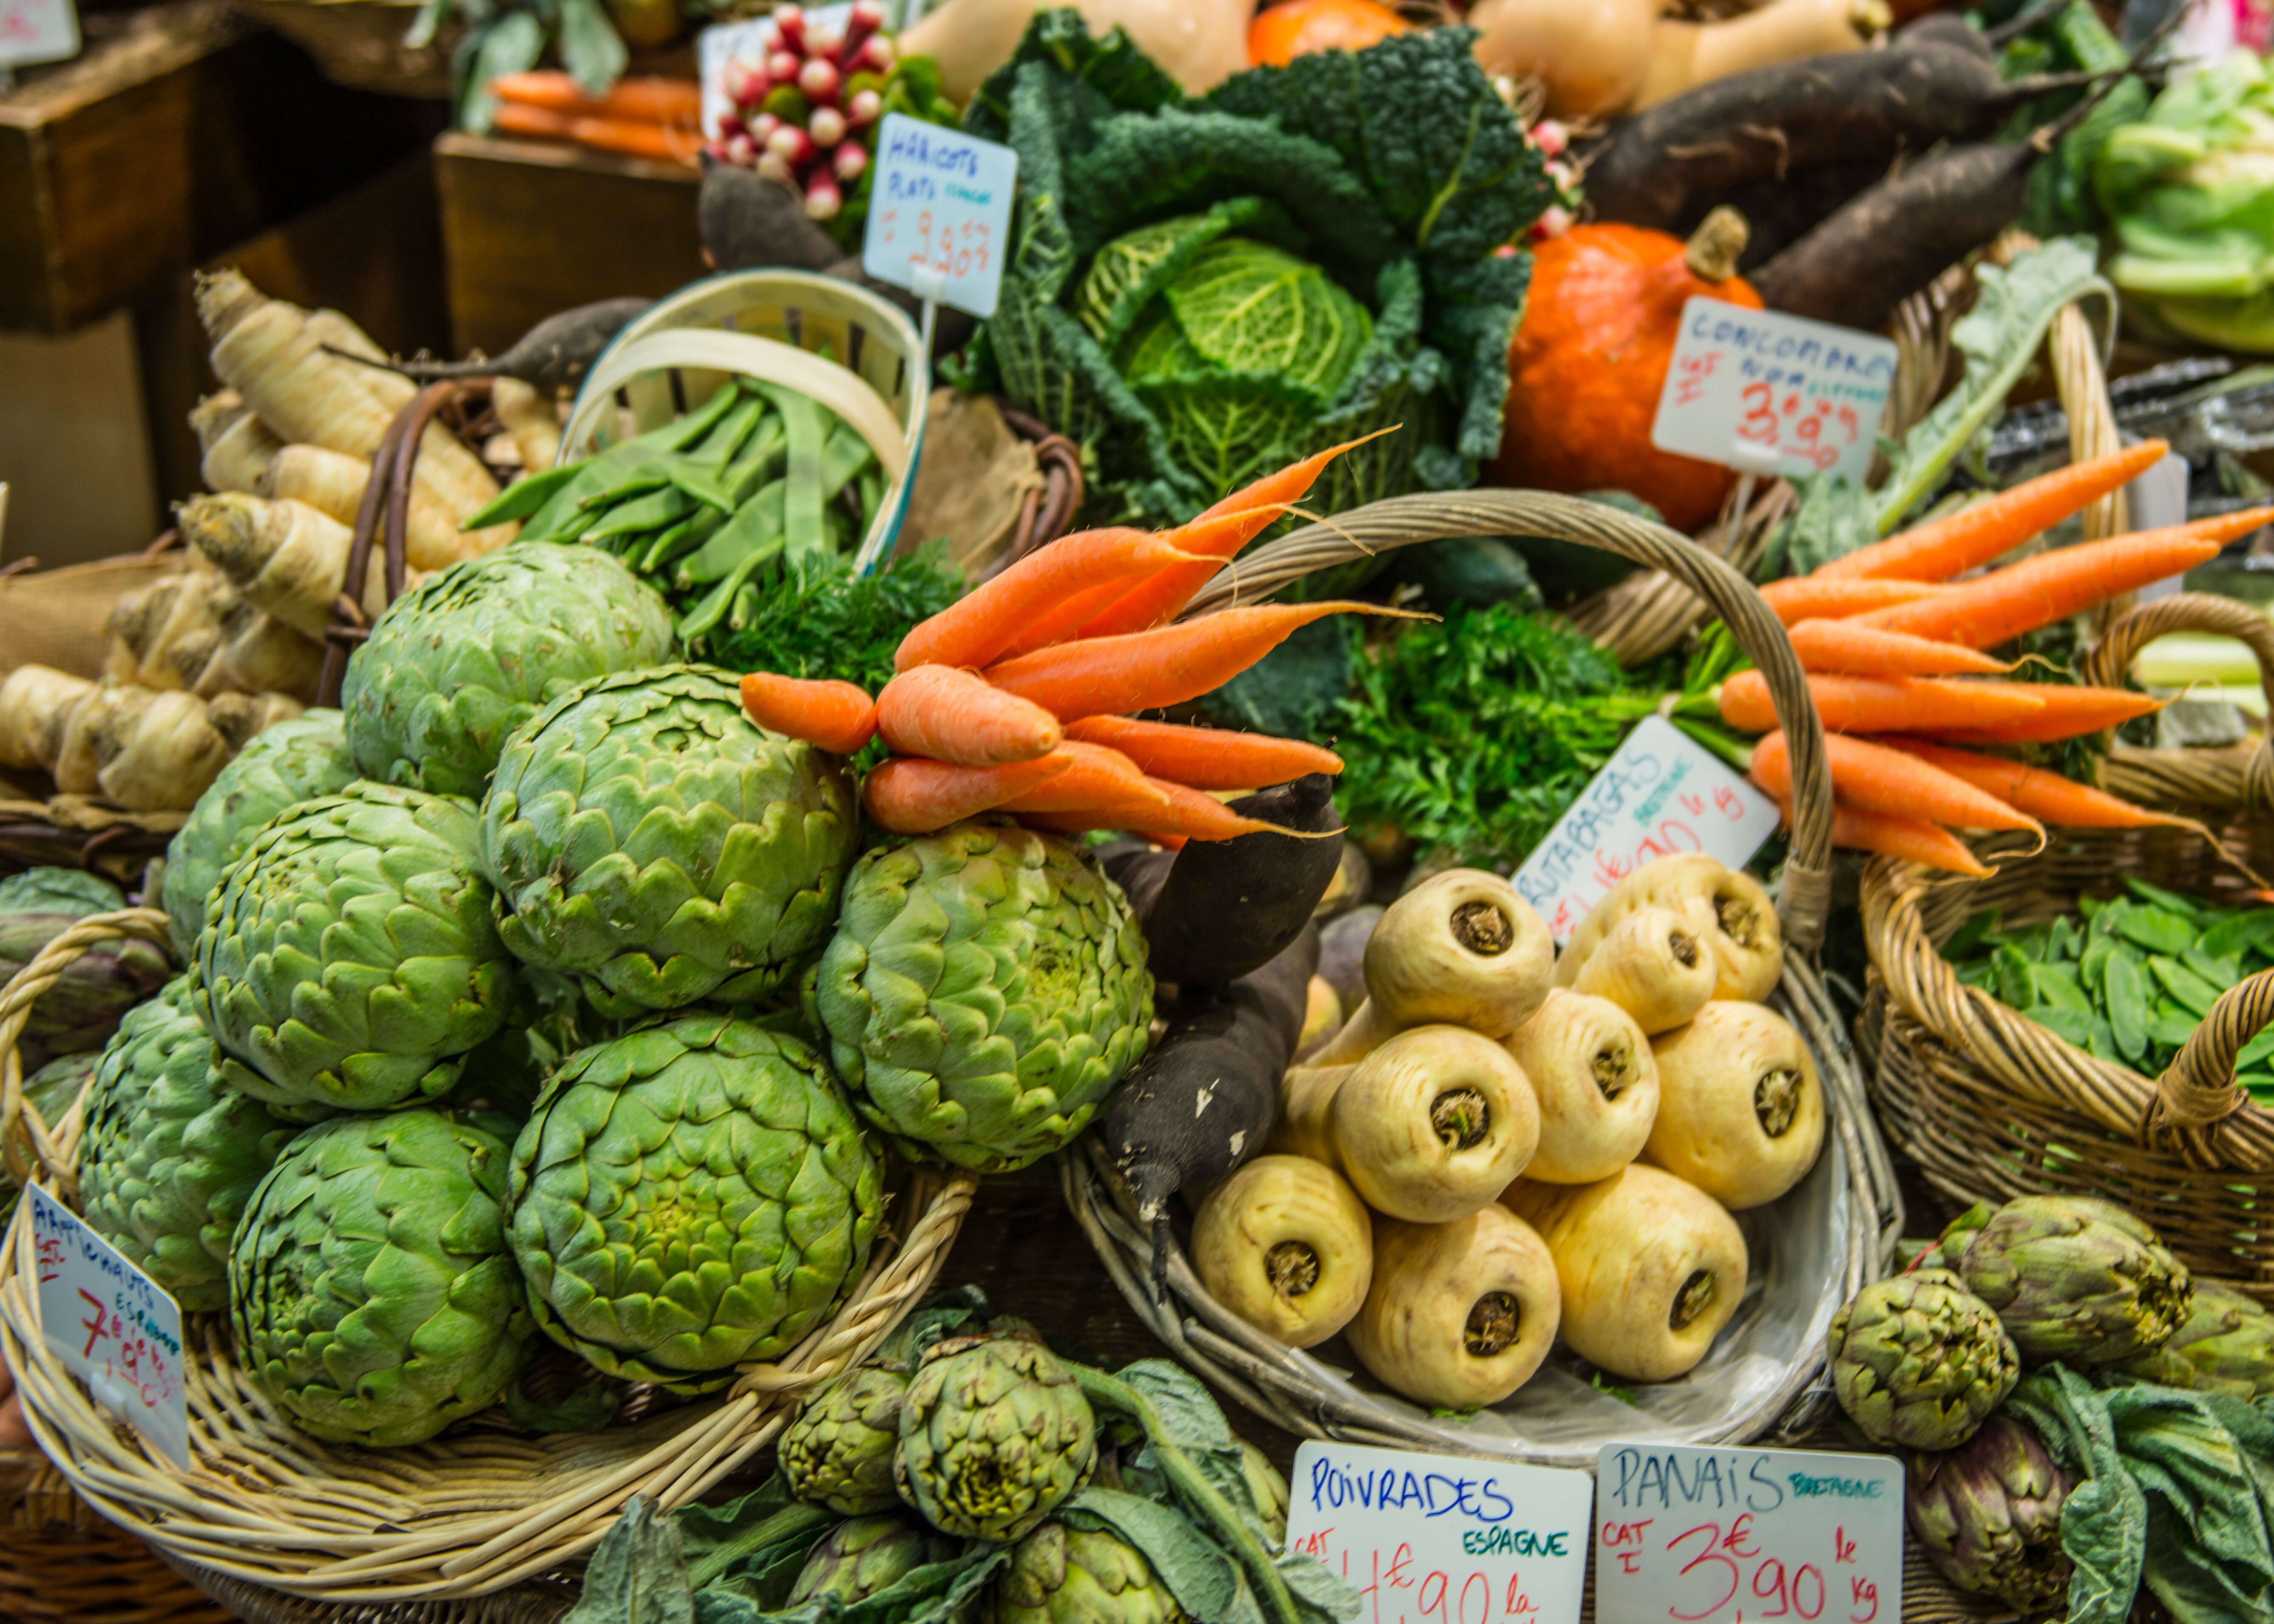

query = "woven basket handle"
[[0, 909, 172, 1203], [1180, 489, 1835, 951], [2150, 966, 2274, 1146], [2082, 591, 2274, 810]]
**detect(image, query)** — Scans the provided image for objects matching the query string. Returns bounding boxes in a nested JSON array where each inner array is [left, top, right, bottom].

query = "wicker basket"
[[0, 913, 976, 1604], [0, 1454, 238, 1624], [1064, 489, 1904, 1470]]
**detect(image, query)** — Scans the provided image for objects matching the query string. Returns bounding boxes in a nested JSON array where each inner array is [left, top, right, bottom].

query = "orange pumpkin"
[[1249, 0, 1411, 68], [1488, 208, 1760, 535]]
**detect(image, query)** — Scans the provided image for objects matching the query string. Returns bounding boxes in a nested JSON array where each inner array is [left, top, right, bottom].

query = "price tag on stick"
[[24, 1185, 190, 1471], [1651, 299, 1898, 486], [1594, 1443, 1903, 1624], [861, 112, 1018, 358], [1284, 1440, 1593, 1624]]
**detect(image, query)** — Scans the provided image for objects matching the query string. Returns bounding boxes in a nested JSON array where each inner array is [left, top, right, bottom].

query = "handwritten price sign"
[[1512, 715, 1779, 944], [860, 113, 1016, 318], [1650, 298, 1896, 485], [1594, 1444, 1902, 1624], [0, 0, 77, 68], [26, 1186, 189, 1470], [1283, 1441, 1592, 1624]]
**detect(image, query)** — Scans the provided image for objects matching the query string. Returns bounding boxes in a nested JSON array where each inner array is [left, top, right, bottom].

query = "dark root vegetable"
[[372, 298, 653, 390]]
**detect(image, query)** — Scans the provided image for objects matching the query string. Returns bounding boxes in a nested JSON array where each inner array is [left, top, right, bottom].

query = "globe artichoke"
[[996, 1522, 1187, 1624], [79, 976, 299, 1312], [814, 822, 1153, 1172], [0, 867, 169, 1071], [2117, 1283, 2274, 1397], [1828, 1269, 2018, 1451], [194, 783, 520, 1117], [507, 1015, 882, 1392], [1906, 1414, 2074, 1611], [1241, 1438, 1290, 1548], [896, 1330, 1097, 1541], [342, 545, 676, 799], [161, 707, 356, 958], [782, 1364, 908, 1513], [1953, 1195, 2193, 1366], [483, 666, 857, 1017], [230, 1108, 534, 1445], [786, 1513, 957, 1605]]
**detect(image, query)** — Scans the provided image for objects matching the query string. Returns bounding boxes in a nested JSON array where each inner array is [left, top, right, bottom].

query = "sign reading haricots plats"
[[861, 113, 1017, 320]]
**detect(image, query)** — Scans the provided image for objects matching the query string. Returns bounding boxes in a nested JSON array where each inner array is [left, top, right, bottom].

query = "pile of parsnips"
[[1192, 854, 1825, 1409]]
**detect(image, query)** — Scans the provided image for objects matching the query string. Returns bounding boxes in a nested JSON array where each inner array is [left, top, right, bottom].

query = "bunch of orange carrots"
[[489, 73, 703, 169], [1734, 438, 2274, 876], [741, 439, 1403, 845]]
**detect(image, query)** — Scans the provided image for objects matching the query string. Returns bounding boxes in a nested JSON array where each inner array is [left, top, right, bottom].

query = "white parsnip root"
[[492, 377, 563, 475], [179, 492, 389, 639], [106, 566, 322, 701], [190, 392, 282, 495], [1570, 906, 1717, 1034], [0, 666, 299, 810], [1191, 1154, 1373, 1349], [1647, 1001, 1825, 1210], [0, 666, 93, 774], [1345, 1205, 1561, 1408], [1554, 855, 1782, 1002], [1505, 988, 1660, 1184], [256, 445, 472, 573]]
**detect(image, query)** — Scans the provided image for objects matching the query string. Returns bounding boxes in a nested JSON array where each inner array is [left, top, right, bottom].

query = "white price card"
[[24, 1185, 190, 1471], [1512, 714, 1780, 945], [1284, 1440, 1593, 1624], [1593, 1443, 1902, 1624], [861, 113, 1016, 319], [1651, 298, 1897, 485], [0, 0, 77, 70]]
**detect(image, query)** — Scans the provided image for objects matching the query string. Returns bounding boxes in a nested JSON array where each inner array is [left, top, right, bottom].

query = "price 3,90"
[[1661, 1519, 1879, 1624]]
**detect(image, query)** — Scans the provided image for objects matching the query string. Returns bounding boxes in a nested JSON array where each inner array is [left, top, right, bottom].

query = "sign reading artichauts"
[[1512, 715, 1779, 944], [25, 1185, 190, 1470], [1651, 298, 1898, 485], [1283, 1440, 1593, 1624], [1593, 1443, 1903, 1624], [860, 113, 1017, 319]]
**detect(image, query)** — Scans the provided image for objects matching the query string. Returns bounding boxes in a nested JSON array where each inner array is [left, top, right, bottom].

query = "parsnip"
[[1297, 976, 1343, 1060], [1311, 870, 1553, 1065], [1505, 1165, 1747, 1383], [1505, 989, 1658, 1185], [1192, 1154, 1373, 1349], [1646, 1002, 1824, 1210], [180, 493, 386, 639], [201, 599, 323, 700], [1553, 856, 1782, 1003], [0, 666, 92, 773], [49, 681, 134, 794], [204, 690, 304, 751], [1346, 1205, 1561, 1409], [85, 689, 238, 810], [1277, 1025, 1539, 1223], [190, 392, 283, 495], [304, 308, 411, 406], [492, 377, 563, 475], [1570, 906, 1716, 1034], [256, 445, 481, 572]]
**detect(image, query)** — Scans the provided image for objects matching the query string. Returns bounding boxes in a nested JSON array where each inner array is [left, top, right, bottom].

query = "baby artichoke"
[[483, 665, 857, 1017], [161, 707, 357, 959], [786, 1514, 957, 1605], [1953, 1195, 2193, 1366], [815, 822, 1153, 1172], [79, 976, 299, 1312], [1827, 1269, 2018, 1451], [1906, 1415, 2074, 1611], [230, 1109, 534, 1446], [2117, 1283, 2274, 1397], [782, 1365, 908, 1513], [996, 1522, 1187, 1624], [342, 545, 676, 799], [896, 1330, 1097, 1541], [194, 783, 520, 1117], [507, 1015, 882, 1392]]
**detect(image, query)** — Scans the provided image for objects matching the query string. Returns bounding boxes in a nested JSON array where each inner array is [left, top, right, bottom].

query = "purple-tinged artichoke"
[[1954, 1196, 2192, 1367], [1906, 1415, 2073, 1610], [1828, 1269, 2018, 1450], [786, 1514, 955, 1605], [782, 1366, 909, 1514], [2116, 1283, 2274, 1397]]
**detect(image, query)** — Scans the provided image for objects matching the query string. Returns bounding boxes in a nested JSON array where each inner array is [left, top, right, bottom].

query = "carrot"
[[876, 665, 1061, 765], [492, 102, 699, 165], [739, 672, 877, 755], [1760, 576, 1946, 626], [490, 71, 703, 125], [1874, 740, 2195, 830], [1786, 618, 2011, 678], [861, 754, 1072, 834], [1751, 731, 2041, 837], [1857, 512, 2274, 649], [895, 528, 1197, 672], [990, 577, 1149, 663], [1020, 811, 1189, 848], [1928, 683, 2164, 743], [1061, 715, 1343, 790], [987, 602, 1414, 721], [1717, 671, 2045, 736], [1817, 440, 2171, 582], [1766, 792, 1993, 878], [1026, 780, 1306, 842], [1078, 431, 1394, 636], [995, 742, 1171, 814]]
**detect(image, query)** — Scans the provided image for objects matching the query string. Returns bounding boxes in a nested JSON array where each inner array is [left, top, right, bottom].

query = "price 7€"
[[872, 208, 990, 283], [1737, 383, 1861, 473], [1614, 1516, 1879, 1624], [77, 1288, 181, 1409]]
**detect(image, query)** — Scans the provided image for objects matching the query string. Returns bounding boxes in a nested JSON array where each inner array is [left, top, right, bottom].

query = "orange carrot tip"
[[876, 665, 1062, 766], [1787, 618, 2012, 678], [1061, 714, 1343, 790], [1769, 791, 1993, 878], [1717, 670, 2045, 737], [740, 671, 877, 755], [995, 742, 1170, 814], [1751, 730, 2042, 839], [861, 755, 1069, 834]]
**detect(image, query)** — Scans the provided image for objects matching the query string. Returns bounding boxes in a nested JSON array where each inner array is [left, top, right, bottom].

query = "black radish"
[[373, 298, 652, 390], [699, 162, 843, 272], [1316, 905, 1380, 1016]]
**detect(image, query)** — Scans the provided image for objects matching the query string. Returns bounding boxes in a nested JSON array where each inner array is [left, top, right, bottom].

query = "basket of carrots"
[[487, 73, 704, 169]]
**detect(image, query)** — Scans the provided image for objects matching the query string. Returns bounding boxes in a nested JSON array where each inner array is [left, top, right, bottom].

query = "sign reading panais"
[[1283, 1440, 1592, 1624], [1651, 298, 1897, 485], [860, 113, 1016, 318], [1593, 1443, 1903, 1624], [26, 1185, 190, 1470], [1512, 714, 1779, 944]]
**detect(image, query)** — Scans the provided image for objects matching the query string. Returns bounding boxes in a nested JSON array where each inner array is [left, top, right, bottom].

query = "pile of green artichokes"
[[27, 533, 1154, 1451]]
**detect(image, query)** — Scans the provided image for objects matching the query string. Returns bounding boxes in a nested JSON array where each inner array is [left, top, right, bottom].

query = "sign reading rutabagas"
[[24, 1184, 190, 1469]]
